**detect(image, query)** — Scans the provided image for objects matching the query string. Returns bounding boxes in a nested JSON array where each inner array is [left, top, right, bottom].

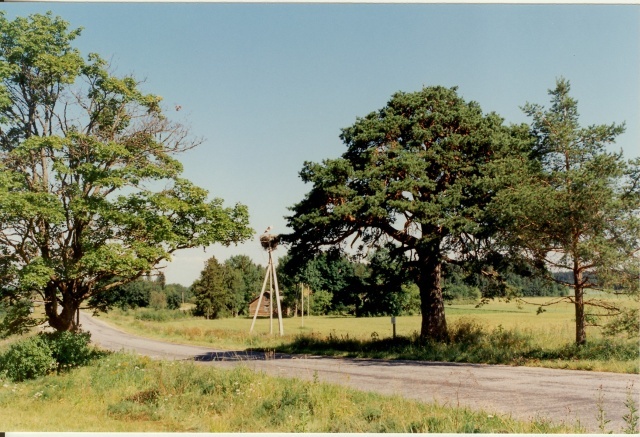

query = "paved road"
[[80, 312, 639, 433]]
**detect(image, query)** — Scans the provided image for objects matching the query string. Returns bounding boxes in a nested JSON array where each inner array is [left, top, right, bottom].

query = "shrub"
[[0, 335, 56, 381], [449, 318, 485, 345], [149, 291, 168, 310], [165, 289, 182, 310], [0, 331, 100, 381], [41, 331, 95, 371], [134, 308, 191, 322], [310, 290, 333, 315]]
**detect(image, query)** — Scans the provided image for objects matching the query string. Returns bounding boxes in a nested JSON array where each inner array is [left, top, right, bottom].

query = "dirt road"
[[80, 312, 639, 432]]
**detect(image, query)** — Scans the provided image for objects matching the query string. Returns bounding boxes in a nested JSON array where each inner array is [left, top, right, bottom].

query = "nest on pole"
[[260, 234, 280, 251]]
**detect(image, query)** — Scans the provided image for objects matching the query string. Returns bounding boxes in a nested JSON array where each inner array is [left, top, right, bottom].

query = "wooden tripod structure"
[[250, 242, 284, 336]]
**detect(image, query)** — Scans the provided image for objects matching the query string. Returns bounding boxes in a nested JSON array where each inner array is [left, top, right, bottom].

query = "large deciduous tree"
[[283, 86, 529, 340], [0, 12, 253, 334], [497, 78, 639, 345]]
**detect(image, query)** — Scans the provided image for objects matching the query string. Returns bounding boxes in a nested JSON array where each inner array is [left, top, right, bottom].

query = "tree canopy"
[[191, 255, 265, 319], [0, 12, 253, 335], [284, 85, 530, 340]]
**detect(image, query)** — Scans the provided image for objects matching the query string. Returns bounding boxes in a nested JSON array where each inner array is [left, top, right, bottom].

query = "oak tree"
[[0, 12, 252, 334]]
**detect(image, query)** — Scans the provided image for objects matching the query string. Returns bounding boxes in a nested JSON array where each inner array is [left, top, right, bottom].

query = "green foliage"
[[495, 78, 640, 344], [280, 250, 363, 315], [284, 85, 532, 340], [41, 331, 96, 372], [0, 335, 56, 381], [192, 256, 229, 319], [148, 291, 167, 311], [90, 276, 186, 312], [0, 331, 99, 381], [442, 265, 481, 302], [223, 255, 265, 316], [0, 296, 43, 338], [309, 290, 333, 315], [0, 12, 252, 334], [623, 384, 639, 434], [603, 308, 640, 339], [358, 246, 411, 316], [192, 255, 265, 319], [280, 248, 421, 317], [163, 284, 185, 310], [133, 308, 191, 322]]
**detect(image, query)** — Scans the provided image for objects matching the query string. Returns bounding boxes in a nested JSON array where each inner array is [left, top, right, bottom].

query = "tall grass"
[[274, 318, 639, 373], [0, 352, 582, 432]]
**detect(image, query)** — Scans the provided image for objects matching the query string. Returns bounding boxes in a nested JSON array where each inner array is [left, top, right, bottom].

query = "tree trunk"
[[574, 270, 587, 345], [417, 257, 448, 341], [45, 303, 80, 331], [44, 282, 82, 332]]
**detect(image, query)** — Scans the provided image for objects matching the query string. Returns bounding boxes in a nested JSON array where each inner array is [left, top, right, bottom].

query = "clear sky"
[[4, 2, 639, 286]]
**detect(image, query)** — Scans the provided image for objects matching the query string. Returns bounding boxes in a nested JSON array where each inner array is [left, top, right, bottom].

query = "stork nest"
[[260, 234, 280, 251]]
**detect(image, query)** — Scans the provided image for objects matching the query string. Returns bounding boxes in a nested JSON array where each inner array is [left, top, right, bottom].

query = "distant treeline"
[[94, 253, 572, 318], [89, 273, 191, 312]]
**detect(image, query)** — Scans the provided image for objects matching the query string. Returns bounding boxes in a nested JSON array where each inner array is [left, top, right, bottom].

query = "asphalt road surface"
[[80, 312, 639, 432]]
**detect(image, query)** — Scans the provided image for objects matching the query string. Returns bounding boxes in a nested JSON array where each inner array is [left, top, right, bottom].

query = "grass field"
[[94, 295, 639, 373], [0, 351, 584, 433], [99, 297, 591, 345]]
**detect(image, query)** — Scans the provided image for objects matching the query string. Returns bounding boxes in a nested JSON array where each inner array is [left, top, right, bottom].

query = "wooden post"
[[269, 260, 273, 335], [250, 246, 284, 336], [301, 283, 304, 327], [250, 254, 272, 333], [272, 250, 284, 336]]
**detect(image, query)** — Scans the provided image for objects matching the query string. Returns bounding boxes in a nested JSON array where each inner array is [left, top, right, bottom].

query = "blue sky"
[[4, 3, 639, 285]]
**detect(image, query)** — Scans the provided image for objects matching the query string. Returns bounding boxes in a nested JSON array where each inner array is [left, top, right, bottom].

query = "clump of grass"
[[0, 352, 582, 432], [273, 318, 638, 371]]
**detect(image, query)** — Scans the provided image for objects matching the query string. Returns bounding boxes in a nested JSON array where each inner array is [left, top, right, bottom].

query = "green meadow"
[[95, 296, 639, 373]]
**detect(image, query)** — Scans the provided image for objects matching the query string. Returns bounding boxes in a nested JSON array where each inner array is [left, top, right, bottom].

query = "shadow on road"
[[192, 350, 291, 362], [191, 350, 489, 370]]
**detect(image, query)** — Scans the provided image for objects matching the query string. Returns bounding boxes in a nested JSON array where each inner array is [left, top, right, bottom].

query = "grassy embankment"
[[95, 296, 639, 373], [0, 350, 583, 432]]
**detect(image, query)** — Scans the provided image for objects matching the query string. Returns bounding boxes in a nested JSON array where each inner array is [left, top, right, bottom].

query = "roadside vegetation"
[[94, 295, 639, 374], [0, 350, 583, 432]]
